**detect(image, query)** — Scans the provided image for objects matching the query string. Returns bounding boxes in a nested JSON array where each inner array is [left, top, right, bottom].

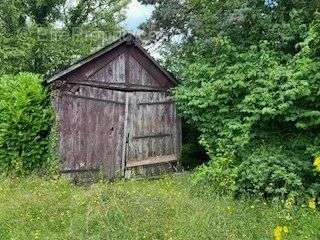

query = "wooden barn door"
[[57, 87, 126, 179], [124, 91, 179, 168]]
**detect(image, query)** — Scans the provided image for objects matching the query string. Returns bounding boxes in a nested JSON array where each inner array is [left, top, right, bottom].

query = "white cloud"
[[65, 0, 153, 33], [123, 0, 154, 32]]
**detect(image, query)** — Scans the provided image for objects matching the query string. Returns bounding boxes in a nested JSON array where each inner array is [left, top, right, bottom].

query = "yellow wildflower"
[[308, 198, 317, 209], [284, 197, 295, 209], [274, 225, 289, 240], [274, 226, 282, 240], [313, 156, 320, 172]]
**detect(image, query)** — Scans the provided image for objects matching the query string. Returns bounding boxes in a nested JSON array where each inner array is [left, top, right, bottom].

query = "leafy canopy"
[[0, 0, 129, 75]]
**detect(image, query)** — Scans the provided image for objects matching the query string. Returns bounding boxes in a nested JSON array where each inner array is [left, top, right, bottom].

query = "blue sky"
[[123, 0, 154, 32]]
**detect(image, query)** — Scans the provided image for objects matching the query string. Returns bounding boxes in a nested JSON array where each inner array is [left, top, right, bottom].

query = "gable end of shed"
[[47, 34, 177, 90]]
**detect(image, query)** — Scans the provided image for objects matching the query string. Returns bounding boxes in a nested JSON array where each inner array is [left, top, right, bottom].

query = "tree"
[[139, 0, 320, 53], [0, 0, 129, 75], [139, 0, 320, 156], [24, 0, 65, 25], [0, 0, 26, 34]]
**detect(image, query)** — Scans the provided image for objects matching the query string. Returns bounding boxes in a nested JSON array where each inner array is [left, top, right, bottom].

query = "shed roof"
[[46, 33, 177, 84]]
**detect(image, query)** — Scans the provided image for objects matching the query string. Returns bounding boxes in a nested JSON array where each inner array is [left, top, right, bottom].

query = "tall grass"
[[0, 175, 319, 239]]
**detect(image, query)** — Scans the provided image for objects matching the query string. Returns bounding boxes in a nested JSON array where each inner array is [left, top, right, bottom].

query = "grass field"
[[0, 175, 319, 240]]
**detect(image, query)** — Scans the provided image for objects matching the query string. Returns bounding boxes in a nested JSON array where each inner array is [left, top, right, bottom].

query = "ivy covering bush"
[[0, 73, 53, 175]]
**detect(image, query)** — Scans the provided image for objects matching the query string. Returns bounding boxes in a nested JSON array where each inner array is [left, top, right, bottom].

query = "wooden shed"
[[47, 34, 181, 179]]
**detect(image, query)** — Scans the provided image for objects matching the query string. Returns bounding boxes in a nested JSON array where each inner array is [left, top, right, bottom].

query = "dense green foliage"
[[172, 12, 320, 158], [191, 156, 237, 195], [140, 0, 320, 199], [236, 145, 308, 199], [0, 175, 319, 239], [0, 0, 128, 75], [0, 73, 53, 175]]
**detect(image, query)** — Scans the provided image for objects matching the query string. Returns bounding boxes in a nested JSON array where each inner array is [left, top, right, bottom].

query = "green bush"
[[191, 156, 238, 195], [192, 133, 320, 200], [235, 146, 307, 199], [0, 73, 53, 175]]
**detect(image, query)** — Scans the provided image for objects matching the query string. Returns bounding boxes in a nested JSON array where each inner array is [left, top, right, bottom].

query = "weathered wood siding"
[[127, 47, 172, 89], [60, 45, 128, 84], [55, 86, 125, 178], [88, 53, 126, 84], [125, 92, 178, 166]]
